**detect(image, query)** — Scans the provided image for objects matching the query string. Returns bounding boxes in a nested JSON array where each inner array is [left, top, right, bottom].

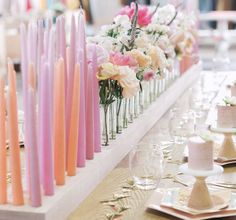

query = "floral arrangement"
[[88, 2, 197, 145]]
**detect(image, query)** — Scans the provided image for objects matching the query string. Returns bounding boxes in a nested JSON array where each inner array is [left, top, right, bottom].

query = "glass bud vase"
[[134, 94, 139, 118], [128, 97, 134, 123], [139, 90, 144, 114], [101, 104, 109, 146], [123, 98, 128, 128], [109, 102, 116, 140], [116, 98, 123, 134]]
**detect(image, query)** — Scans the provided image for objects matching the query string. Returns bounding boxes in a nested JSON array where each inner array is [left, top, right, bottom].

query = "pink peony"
[[117, 3, 152, 27], [110, 51, 137, 67], [143, 70, 155, 81]]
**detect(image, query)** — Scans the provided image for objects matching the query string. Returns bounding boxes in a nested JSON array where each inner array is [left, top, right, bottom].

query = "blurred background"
[[0, 0, 236, 71]]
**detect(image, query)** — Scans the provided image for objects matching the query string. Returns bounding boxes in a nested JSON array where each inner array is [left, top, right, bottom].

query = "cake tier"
[[188, 136, 213, 171]]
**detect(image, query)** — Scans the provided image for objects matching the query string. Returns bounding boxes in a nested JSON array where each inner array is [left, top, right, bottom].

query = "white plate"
[[147, 188, 236, 220], [161, 188, 231, 215], [179, 164, 223, 177]]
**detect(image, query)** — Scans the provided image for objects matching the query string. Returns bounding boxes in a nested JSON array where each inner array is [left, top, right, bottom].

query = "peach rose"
[[97, 62, 119, 80], [126, 49, 151, 68], [148, 46, 168, 71], [114, 66, 140, 98]]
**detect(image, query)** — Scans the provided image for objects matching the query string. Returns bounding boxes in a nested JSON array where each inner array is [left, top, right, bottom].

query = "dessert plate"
[[146, 188, 236, 220], [161, 188, 231, 215]]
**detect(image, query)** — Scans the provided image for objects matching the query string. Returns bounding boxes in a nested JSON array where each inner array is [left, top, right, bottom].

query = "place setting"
[[146, 134, 236, 220]]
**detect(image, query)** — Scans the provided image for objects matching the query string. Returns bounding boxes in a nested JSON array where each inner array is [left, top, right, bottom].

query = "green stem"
[[116, 98, 122, 133], [103, 105, 109, 146]]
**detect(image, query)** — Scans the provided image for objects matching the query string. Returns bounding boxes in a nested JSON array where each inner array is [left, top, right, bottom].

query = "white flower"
[[117, 34, 130, 47], [87, 36, 116, 52], [135, 34, 149, 48], [146, 24, 169, 35], [197, 131, 215, 142], [113, 15, 131, 30], [157, 35, 170, 49], [152, 4, 176, 25], [224, 96, 236, 106], [174, 12, 196, 31]]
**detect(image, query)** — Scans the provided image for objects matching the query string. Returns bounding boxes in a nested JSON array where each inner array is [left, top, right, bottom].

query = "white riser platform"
[[0, 63, 201, 220]]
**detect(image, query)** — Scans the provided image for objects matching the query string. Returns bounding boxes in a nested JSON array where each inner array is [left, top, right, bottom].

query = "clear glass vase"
[[128, 97, 134, 123], [123, 98, 128, 128], [109, 102, 116, 140], [139, 90, 144, 114], [116, 98, 123, 134], [101, 104, 109, 146], [143, 82, 150, 109], [174, 60, 180, 79], [134, 94, 139, 118]]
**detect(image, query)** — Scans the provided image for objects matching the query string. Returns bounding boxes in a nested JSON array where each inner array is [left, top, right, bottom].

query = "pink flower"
[[118, 5, 134, 19], [117, 3, 152, 27], [143, 70, 155, 81], [110, 51, 137, 67]]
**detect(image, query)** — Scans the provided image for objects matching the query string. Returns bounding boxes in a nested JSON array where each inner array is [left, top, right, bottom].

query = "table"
[[67, 70, 236, 220]]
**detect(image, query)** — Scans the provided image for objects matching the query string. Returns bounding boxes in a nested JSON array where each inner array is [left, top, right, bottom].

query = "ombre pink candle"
[[27, 88, 42, 207], [38, 63, 54, 196], [91, 45, 101, 153], [66, 15, 76, 150], [86, 64, 94, 159], [77, 11, 87, 166]]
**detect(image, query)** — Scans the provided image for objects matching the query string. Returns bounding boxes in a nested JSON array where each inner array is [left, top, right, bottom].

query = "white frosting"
[[188, 136, 213, 171]]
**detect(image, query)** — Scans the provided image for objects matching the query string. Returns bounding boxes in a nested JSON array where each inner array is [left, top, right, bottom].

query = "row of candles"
[[0, 9, 101, 207]]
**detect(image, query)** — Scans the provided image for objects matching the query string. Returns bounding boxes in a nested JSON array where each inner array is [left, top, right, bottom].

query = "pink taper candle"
[[59, 16, 67, 97], [77, 50, 86, 167], [91, 45, 101, 153], [7, 60, 24, 205], [67, 63, 80, 176], [53, 58, 66, 185], [76, 12, 87, 167], [27, 88, 42, 207], [55, 18, 60, 59], [28, 63, 36, 89], [66, 15, 76, 150], [37, 20, 44, 76], [39, 63, 54, 195], [20, 23, 30, 191], [0, 75, 7, 204], [86, 64, 94, 159]]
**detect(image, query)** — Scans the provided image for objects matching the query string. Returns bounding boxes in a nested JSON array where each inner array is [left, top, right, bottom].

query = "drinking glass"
[[129, 147, 163, 190], [169, 114, 186, 144]]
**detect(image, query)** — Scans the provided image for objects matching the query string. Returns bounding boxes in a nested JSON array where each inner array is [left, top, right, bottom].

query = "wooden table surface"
[[67, 71, 236, 220]]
